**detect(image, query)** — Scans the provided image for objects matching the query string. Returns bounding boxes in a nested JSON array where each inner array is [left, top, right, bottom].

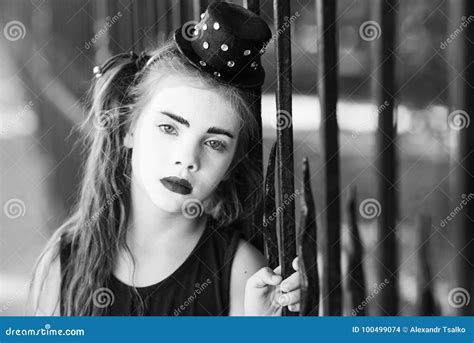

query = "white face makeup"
[[126, 74, 240, 214]]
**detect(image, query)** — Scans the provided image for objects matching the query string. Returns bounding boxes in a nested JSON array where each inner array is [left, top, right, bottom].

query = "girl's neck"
[[126, 180, 207, 251]]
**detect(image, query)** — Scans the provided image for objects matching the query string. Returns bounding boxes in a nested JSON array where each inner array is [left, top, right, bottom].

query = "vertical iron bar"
[[274, 0, 296, 317], [447, 0, 474, 316], [193, 0, 209, 21], [156, 0, 171, 42], [243, 0, 265, 254], [417, 214, 438, 316], [171, 0, 182, 35], [263, 142, 279, 269], [372, 0, 399, 315], [347, 187, 366, 316], [316, 0, 341, 316], [298, 158, 320, 316]]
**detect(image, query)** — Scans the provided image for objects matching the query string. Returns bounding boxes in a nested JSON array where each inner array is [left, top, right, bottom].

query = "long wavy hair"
[[29, 39, 263, 315]]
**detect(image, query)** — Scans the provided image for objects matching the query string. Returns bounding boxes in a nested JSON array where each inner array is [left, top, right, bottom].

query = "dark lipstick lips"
[[160, 177, 193, 195]]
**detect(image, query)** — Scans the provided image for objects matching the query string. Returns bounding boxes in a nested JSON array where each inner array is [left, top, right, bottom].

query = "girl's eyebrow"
[[159, 111, 235, 139]]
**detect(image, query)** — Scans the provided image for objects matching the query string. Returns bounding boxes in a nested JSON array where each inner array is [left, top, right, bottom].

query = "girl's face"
[[126, 74, 240, 214]]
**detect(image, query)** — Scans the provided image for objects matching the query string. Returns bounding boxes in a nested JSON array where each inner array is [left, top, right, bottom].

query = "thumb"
[[247, 267, 283, 289]]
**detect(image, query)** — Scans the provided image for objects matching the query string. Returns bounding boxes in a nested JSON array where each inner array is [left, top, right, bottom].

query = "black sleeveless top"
[[59, 216, 242, 316]]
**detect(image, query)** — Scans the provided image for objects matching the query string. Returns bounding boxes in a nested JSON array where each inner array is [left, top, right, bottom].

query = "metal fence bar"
[[347, 187, 366, 316], [108, 0, 134, 52], [273, 0, 297, 317], [316, 0, 342, 316], [193, 0, 209, 21], [447, 0, 474, 316], [156, 0, 172, 42], [263, 142, 279, 269], [417, 214, 438, 316], [243, 0, 265, 253], [372, 0, 399, 316], [298, 157, 319, 316], [132, 0, 159, 51]]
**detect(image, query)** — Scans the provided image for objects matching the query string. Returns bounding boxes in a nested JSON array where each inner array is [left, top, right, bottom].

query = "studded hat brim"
[[173, 28, 265, 89]]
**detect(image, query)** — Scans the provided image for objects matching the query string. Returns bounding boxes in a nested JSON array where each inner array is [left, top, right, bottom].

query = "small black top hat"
[[174, 1, 272, 89]]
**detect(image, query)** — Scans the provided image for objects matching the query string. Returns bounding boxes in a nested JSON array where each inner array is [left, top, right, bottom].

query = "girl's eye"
[[206, 140, 227, 152], [158, 124, 177, 135]]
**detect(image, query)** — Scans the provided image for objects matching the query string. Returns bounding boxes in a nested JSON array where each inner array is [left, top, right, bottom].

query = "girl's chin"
[[148, 193, 191, 213]]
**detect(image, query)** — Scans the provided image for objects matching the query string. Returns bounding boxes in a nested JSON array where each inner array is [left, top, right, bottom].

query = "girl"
[[27, 1, 300, 316]]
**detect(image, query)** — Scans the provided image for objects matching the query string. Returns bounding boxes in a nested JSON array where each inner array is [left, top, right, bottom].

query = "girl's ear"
[[124, 132, 134, 148]]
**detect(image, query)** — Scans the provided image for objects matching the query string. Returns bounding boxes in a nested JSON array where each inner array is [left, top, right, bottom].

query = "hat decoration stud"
[[174, 1, 272, 89]]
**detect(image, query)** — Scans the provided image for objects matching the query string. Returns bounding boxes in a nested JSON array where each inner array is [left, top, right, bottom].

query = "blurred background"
[[0, 0, 472, 316]]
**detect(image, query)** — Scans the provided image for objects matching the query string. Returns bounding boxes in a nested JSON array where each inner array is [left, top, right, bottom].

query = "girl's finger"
[[292, 256, 299, 271], [273, 265, 281, 275], [278, 289, 300, 306], [280, 272, 300, 293], [247, 267, 282, 288], [288, 303, 300, 312]]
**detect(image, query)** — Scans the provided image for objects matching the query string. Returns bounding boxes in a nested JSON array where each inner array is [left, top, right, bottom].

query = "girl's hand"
[[244, 257, 301, 316]]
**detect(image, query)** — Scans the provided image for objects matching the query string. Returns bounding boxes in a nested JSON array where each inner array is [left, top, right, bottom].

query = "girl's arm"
[[26, 241, 61, 316], [228, 239, 267, 316], [229, 240, 301, 316]]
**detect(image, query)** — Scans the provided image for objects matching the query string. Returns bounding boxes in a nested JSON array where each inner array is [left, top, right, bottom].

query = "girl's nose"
[[175, 150, 200, 172]]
